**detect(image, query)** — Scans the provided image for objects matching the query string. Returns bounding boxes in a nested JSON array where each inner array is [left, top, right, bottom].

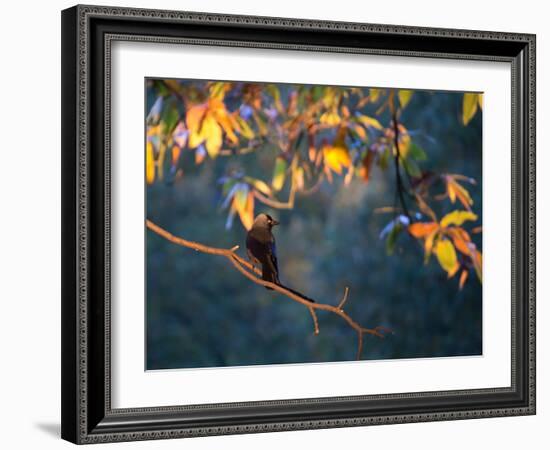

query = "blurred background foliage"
[[146, 79, 483, 370]]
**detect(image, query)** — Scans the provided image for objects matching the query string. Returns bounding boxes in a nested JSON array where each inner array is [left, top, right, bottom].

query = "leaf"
[[357, 115, 383, 130], [225, 202, 237, 230], [398, 90, 413, 108], [320, 111, 341, 126], [424, 230, 438, 263], [235, 115, 255, 140], [359, 150, 376, 183], [146, 141, 155, 184], [146, 96, 164, 124], [171, 145, 181, 167], [472, 250, 483, 282], [324, 145, 351, 175], [237, 191, 255, 230], [459, 269, 469, 290], [350, 123, 367, 141], [209, 82, 227, 100], [369, 88, 382, 103], [478, 93, 483, 109], [463, 93, 479, 125], [160, 101, 180, 136], [272, 157, 288, 191], [408, 143, 427, 161], [244, 177, 272, 196], [233, 183, 249, 213], [401, 156, 421, 178], [447, 227, 472, 255], [440, 210, 478, 228], [386, 223, 403, 255], [409, 222, 439, 238], [202, 115, 223, 158], [435, 239, 458, 275], [186, 104, 207, 136]]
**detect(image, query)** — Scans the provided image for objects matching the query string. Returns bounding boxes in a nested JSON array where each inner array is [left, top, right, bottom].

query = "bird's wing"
[[266, 238, 279, 277]]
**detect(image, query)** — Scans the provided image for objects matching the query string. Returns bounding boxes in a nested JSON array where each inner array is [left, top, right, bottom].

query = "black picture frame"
[[61, 4, 536, 444]]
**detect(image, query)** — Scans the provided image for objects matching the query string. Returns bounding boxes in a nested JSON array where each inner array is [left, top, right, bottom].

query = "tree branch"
[[146, 219, 388, 360], [391, 106, 412, 222]]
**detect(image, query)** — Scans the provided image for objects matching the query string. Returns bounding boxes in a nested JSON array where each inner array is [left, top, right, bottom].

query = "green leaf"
[[398, 90, 413, 108], [386, 223, 403, 255], [401, 156, 421, 178], [272, 157, 288, 191], [408, 143, 427, 161], [462, 93, 479, 125], [160, 100, 180, 136]]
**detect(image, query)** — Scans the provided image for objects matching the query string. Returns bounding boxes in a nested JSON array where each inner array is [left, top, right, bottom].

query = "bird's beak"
[[271, 219, 280, 226]]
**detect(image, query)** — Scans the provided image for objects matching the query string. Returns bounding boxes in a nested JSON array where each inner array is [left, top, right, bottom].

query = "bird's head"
[[253, 213, 279, 230]]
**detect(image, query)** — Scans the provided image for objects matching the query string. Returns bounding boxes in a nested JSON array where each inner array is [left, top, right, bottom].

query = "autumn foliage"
[[146, 80, 482, 290]]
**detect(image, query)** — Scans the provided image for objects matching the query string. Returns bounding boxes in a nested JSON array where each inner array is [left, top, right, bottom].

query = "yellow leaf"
[[369, 88, 382, 103], [272, 157, 288, 191], [409, 222, 439, 238], [213, 109, 238, 144], [245, 177, 272, 196], [237, 191, 255, 230], [186, 104, 207, 135], [146, 141, 155, 185], [478, 93, 483, 109], [440, 210, 478, 228], [324, 145, 351, 175], [202, 115, 223, 158], [398, 90, 413, 108], [424, 230, 438, 263], [463, 93, 479, 125], [320, 111, 341, 126], [435, 239, 458, 275], [357, 115, 383, 130], [446, 177, 474, 210]]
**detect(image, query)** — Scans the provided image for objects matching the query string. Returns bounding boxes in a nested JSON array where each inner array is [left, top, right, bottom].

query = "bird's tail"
[[267, 281, 316, 303]]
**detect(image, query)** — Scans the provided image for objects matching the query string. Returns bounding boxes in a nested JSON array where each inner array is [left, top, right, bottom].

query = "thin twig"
[[146, 219, 387, 359], [308, 307, 320, 335], [338, 287, 350, 310], [391, 106, 412, 221]]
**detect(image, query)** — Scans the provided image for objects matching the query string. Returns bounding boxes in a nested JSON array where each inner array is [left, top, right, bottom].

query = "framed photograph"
[[61, 4, 536, 444]]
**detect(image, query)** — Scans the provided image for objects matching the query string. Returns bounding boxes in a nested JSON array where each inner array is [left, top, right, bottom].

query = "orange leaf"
[[409, 222, 439, 238], [359, 151, 375, 184], [459, 269, 469, 290]]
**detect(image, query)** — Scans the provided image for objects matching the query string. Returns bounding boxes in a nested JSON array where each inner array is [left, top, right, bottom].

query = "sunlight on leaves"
[[435, 239, 458, 275], [272, 157, 288, 191], [440, 210, 478, 228]]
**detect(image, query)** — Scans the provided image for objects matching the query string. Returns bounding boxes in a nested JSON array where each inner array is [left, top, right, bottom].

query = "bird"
[[246, 213, 281, 288], [246, 213, 315, 302]]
